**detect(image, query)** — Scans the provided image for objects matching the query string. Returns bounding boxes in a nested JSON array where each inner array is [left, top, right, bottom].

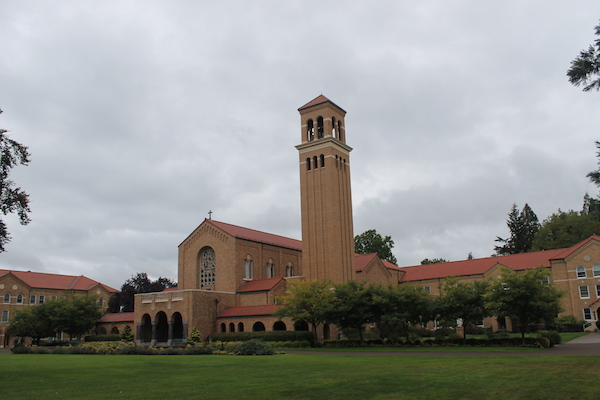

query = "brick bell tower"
[[296, 95, 356, 283]]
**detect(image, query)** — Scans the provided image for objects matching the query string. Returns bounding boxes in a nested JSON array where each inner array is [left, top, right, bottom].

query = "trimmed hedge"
[[208, 331, 315, 346], [321, 337, 551, 348], [84, 334, 121, 342]]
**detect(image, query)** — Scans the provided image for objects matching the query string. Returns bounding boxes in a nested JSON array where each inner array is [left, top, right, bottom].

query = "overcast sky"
[[1, 1, 600, 289]]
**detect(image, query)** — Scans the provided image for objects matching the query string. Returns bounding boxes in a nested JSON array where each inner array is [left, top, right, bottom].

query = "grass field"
[[2, 353, 599, 400]]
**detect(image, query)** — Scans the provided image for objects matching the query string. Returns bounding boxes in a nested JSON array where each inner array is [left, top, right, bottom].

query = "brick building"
[[0, 269, 117, 347]]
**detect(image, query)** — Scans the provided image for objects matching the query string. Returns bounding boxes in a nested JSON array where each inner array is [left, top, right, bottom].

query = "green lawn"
[[1, 353, 598, 400]]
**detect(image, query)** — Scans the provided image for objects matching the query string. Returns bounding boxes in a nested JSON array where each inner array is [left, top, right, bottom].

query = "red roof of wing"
[[355, 253, 402, 272], [0, 269, 119, 292], [98, 312, 134, 323], [399, 248, 566, 282], [207, 220, 302, 251], [355, 253, 377, 272], [298, 95, 346, 113], [237, 277, 283, 293], [217, 304, 282, 318]]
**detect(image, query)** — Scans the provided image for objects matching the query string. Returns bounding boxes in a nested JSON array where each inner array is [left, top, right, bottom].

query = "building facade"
[[0, 269, 117, 347]]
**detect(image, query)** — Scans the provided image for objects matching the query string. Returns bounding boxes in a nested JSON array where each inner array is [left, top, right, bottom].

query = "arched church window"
[[3, 293, 10, 304], [313, 156, 318, 170], [317, 116, 324, 139], [199, 247, 216, 289], [320, 154, 325, 168], [577, 265, 586, 278], [244, 257, 254, 280], [238, 322, 244, 332], [266, 261, 274, 278], [307, 119, 314, 141], [16, 294, 23, 304], [331, 116, 336, 138], [306, 157, 311, 171], [286, 264, 294, 277], [338, 120, 343, 141]]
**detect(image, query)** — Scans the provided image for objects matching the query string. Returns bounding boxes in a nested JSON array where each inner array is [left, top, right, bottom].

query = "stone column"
[[167, 321, 174, 346], [151, 322, 157, 346]]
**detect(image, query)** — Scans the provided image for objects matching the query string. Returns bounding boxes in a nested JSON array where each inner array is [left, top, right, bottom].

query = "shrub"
[[550, 315, 585, 332], [120, 325, 134, 342], [184, 345, 216, 355], [537, 330, 561, 346], [209, 331, 315, 346], [233, 339, 275, 355], [189, 327, 203, 345], [84, 334, 121, 342]]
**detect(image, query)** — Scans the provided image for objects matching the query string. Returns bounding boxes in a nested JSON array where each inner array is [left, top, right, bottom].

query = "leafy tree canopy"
[[494, 203, 540, 255], [421, 258, 448, 265], [7, 294, 103, 342], [354, 229, 397, 265], [0, 109, 31, 252], [274, 279, 334, 339], [567, 20, 600, 92], [531, 210, 600, 251], [484, 267, 563, 342], [107, 272, 177, 313], [440, 277, 489, 341]]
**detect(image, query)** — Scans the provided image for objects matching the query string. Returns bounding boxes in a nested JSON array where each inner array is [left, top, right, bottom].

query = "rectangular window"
[[423, 286, 431, 293], [1, 310, 8, 322], [579, 285, 590, 299], [39, 295, 45, 304], [30, 294, 36, 305], [583, 308, 593, 321], [597, 284, 600, 298]]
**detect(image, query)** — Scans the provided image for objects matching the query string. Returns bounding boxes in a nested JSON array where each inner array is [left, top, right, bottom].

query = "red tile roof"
[[298, 95, 346, 113], [237, 277, 283, 293], [0, 269, 119, 292], [355, 253, 402, 272], [399, 247, 575, 282], [206, 219, 302, 251], [98, 312, 134, 323], [217, 304, 282, 318]]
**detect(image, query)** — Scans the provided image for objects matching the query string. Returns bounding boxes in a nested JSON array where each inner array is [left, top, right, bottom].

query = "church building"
[[133, 96, 399, 345]]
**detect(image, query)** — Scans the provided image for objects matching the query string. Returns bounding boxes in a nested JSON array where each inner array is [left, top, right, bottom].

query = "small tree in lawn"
[[325, 281, 380, 343], [439, 277, 489, 343], [484, 267, 563, 344], [274, 279, 334, 342], [377, 284, 433, 343], [47, 295, 104, 340], [6, 305, 55, 345]]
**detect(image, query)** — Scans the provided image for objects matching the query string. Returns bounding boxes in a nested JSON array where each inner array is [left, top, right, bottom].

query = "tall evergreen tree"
[[494, 203, 540, 255], [567, 20, 600, 92]]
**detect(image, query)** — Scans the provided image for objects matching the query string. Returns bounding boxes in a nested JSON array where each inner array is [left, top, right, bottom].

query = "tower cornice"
[[295, 137, 353, 154]]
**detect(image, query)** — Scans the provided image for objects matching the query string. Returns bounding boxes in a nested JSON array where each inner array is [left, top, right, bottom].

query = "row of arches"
[[306, 117, 344, 142], [138, 311, 185, 345], [99, 326, 121, 335]]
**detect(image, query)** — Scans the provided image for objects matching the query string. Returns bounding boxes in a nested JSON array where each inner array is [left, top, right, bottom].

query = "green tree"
[[0, 109, 31, 252], [420, 258, 448, 265], [439, 277, 489, 342], [484, 267, 563, 343], [120, 325, 134, 342], [582, 192, 600, 222], [108, 272, 177, 313], [376, 284, 433, 343], [47, 295, 104, 339], [6, 305, 54, 345], [354, 229, 397, 264], [494, 203, 539, 255], [326, 281, 380, 342], [275, 279, 334, 341], [531, 210, 600, 251], [567, 20, 600, 92]]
